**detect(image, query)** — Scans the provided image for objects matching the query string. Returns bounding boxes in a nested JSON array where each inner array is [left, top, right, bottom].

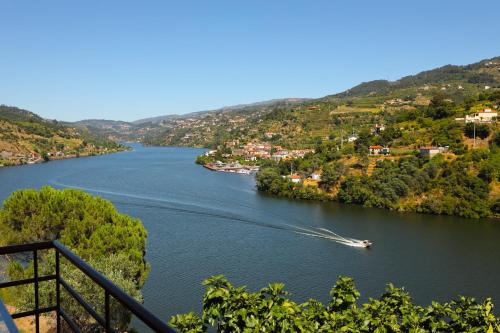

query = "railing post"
[[56, 249, 61, 333], [105, 290, 111, 332], [33, 249, 40, 333]]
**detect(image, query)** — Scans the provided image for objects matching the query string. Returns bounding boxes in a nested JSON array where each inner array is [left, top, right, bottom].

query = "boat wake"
[[51, 181, 372, 248], [286, 225, 371, 248]]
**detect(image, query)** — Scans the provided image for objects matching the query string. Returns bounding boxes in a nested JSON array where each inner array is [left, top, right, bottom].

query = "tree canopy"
[[0, 186, 149, 330]]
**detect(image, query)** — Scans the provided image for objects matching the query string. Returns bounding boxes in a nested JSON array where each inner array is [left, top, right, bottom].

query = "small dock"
[[204, 162, 259, 174]]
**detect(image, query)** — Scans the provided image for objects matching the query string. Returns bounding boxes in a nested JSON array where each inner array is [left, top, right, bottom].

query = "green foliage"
[[493, 131, 500, 147], [170, 275, 500, 333], [0, 187, 149, 330], [255, 168, 283, 193], [465, 122, 491, 139], [319, 162, 345, 190], [338, 157, 428, 209], [256, 147, 498, 218], [426, 93, 455, 119]]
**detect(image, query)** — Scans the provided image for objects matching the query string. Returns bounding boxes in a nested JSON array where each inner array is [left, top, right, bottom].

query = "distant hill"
[[132, 98, 309, 125], [331, 56, 500, 98], [71, 118, 159, 142], [0, 105, 45, 122], [192, 57, 500, 219], [0, 105, 126, 166], [73, 119, 133, 127], [58, 56, 500, 148], [137, 56, 500, 147]]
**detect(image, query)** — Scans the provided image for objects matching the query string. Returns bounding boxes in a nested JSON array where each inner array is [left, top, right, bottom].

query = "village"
[[201, 140, 315, 175], [200, 107, 498, 185]]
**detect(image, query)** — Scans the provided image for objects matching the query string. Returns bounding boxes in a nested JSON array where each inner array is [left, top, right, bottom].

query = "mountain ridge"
[[132, 98, 309, 125]]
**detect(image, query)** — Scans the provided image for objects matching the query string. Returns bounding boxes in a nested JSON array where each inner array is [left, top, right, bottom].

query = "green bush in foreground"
[[170, 275, 499, 333], [0, 186, 149, 331]]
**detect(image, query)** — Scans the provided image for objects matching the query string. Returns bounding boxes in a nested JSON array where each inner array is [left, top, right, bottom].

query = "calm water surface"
[[1, 144, 499, 326]]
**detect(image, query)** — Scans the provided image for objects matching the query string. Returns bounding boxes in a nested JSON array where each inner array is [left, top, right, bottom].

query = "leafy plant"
[[170, 275, 500, 333]]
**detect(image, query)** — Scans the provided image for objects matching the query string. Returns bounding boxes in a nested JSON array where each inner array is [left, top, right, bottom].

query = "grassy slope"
[[0, 105, 125, 166]]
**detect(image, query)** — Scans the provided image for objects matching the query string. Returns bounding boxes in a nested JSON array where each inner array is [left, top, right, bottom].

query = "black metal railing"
[[0, 241, 176, 333]]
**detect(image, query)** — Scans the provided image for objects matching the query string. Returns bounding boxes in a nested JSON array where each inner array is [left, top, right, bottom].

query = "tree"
[[319, 162, 345, 190], [255, 168, 282, 192], [464, 123, 490, 139], [427, 93, 455, 119], [0, 187, 149, 330], [493, 131, 500, 147]]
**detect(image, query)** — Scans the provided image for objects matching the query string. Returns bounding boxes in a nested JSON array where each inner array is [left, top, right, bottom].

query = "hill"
[[138, 56, 499, 149], [71, 119, 150, 142], [0, 105, 127, 166], [190, 56, 500, 219], [132, 98, 308, 125], [330, 56, 500, 98]]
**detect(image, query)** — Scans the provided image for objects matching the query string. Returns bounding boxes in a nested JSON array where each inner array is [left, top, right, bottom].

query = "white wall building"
[[464, 108, 497, 123]]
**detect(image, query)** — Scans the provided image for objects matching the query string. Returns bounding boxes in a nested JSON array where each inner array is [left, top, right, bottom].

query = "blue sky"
[[1, 1, 499, 122]]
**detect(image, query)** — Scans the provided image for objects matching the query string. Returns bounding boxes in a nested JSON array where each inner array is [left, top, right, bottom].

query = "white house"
[[465, 108, 497, 123], [419, 146, 449, 158], [369, 145, 390, 155], [204, 150, 217, 156], [347, 135, 358, 142], [290, 174, 301, 183], [311, 172, 321, 181], [271, 150, 289, 161]]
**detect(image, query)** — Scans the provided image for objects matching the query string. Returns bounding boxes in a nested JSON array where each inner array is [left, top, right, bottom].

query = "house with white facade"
[[369, 145, 390, 155], [290, 174, 301, 183], [419, 146, 449, 158], [347, 135, 358, 142], [311, 172, 321, 181], [463, 108, 497, 123]]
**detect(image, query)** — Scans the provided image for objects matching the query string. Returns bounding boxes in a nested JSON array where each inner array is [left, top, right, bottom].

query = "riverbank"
[[0, 147, 129, 168], [203, 161, 259, 174]]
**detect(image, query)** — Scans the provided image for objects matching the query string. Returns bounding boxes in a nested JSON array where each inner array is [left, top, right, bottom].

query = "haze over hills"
[[2, 56, 499, 148], [69, 98, 310, 142], [132, 98, 310, 125], [139, 56, 500, 147], [56, 57, 499, 144]]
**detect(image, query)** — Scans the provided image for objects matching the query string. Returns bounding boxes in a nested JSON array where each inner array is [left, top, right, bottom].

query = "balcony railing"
[[0, 241, 176, 333]]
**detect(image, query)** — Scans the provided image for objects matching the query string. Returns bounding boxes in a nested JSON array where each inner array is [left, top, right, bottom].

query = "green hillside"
[[0, 105, 127, 166], [190, 57, 500, 218], [142, 57, 500, 149]]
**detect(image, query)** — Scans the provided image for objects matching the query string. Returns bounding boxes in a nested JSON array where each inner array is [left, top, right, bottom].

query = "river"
[[0, 144, 499, 327]]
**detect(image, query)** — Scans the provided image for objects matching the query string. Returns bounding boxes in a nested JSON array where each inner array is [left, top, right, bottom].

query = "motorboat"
[[362, 240, 372, 248]]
